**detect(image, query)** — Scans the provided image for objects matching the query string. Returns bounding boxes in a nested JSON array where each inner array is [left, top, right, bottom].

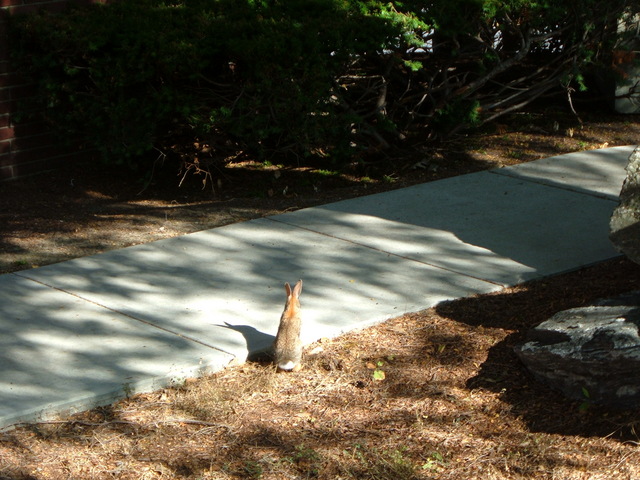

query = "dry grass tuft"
[[2, 258, 640, 479]]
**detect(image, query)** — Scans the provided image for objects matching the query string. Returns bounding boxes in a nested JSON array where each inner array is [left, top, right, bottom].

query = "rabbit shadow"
[[219, 322, 275, 363]]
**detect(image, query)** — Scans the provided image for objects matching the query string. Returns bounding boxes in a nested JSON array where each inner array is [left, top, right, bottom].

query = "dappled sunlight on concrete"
[[271, 166, 621, 285], [18, 218, 501, 355], [0, 275, 232, 427], [1, 145, 635, 428]]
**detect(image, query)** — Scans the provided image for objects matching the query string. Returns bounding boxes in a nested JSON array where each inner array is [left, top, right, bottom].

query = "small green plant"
[[283, 444, 322, 477], [422, 451, 446, 471], [316, 169, 339, 177], [346, 444, 419, 479], [579, 386, 592, 412], [383, 447, 418, 478], [292, 444, 321, 462], [432, 98, 482, 133], [382, 174, 397, 184], [367, 358, 389, 381], [241, 460, 263, 479]]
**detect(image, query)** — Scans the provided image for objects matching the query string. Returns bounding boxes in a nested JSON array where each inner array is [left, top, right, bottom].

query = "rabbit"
[[273, 279, 303, 372]]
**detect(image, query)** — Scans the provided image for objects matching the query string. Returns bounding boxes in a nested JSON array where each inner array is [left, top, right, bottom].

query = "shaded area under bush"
[[9, 0, 640, 177]]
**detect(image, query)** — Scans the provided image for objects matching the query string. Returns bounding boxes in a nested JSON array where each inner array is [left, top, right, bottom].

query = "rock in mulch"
[[610, 145, 640, 265], [515, 292, 640, 408]]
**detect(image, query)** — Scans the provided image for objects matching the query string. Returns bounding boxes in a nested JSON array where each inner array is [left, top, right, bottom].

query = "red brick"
[[0, 124, 13, 140]]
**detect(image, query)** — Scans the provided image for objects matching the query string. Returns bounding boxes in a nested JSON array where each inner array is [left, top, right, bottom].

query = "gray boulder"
[[610, 146, 640, 265], [515, 292, 640, 408]]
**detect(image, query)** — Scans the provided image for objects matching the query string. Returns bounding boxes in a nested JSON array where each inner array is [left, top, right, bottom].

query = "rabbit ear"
[[292, 279, 303, 297], [284, 282, 292, 297]]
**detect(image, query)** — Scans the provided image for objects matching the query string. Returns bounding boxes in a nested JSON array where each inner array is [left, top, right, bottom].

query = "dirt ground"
[[1, 103, 640, 479]]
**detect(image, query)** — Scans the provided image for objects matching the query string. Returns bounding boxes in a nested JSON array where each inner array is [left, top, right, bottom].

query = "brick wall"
[[0, 0, 102, 180]]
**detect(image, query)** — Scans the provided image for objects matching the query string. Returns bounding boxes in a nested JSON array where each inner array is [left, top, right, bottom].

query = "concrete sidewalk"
[[0, 145, 635, 429]]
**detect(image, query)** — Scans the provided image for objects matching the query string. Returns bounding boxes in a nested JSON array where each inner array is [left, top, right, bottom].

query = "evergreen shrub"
[[10, 0, 639, 173]]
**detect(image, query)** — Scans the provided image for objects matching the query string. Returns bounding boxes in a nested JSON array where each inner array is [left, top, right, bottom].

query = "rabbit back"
[[273, 280, 303, 371]]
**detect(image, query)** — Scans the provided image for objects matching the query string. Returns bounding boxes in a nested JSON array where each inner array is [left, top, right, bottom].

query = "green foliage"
[[9, 0, 639, 175], [11, 0, 205, 166], [433, 99, 482, 133], [10, 0, 402, 168]]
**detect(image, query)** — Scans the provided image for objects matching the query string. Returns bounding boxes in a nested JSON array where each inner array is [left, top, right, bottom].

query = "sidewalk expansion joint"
[[11, 271, 236, 357], [264, 217, 506, 287], [488, 169, 620, 202]]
